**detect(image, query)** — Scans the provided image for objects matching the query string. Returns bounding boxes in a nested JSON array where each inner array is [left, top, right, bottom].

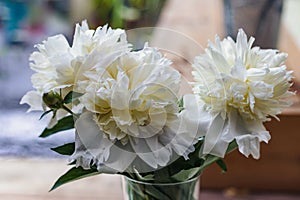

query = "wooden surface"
[[0, 158, 124, 200], [1, 158, 299, 200]]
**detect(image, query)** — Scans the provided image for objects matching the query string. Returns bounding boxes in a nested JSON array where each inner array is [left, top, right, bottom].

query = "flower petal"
[[20, 90, 44, 112], [73, 112, 113, 166], [203, 113, 229, 157]]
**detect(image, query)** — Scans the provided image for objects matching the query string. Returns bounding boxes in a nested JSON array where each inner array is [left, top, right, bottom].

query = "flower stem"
[[62, 105, 79, 120]]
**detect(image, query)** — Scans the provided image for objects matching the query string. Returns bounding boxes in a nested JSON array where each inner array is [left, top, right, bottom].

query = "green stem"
[[62, 105, 79, 120], [199, 140, 238, 172]]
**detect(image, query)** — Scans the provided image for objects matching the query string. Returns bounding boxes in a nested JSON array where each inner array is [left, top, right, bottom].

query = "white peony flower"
[[30, 34, 72, 93], [72, 46, 207, 172], [192, 29, 294, 159], [69, 20, 130, 92], [28, 20, 129, 93], [21, 21, 130, 126], [71, 20, 129, 57]]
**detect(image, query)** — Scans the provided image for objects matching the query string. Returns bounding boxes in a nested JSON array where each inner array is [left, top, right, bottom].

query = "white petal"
[[231, 115, 270, 159], [128, 133, 173, 169], [43, 34, 70, 56], [130, 137, 161, 169], [235, 134, 261, 159], [231, 58, 246, 81], [72, 132, 97, 170], [203, 113, 229, 157], [179, 94, 211, 136], [236, 29, 248, 58], [75, 112, 114, 163], [20, 90, 43, 112], [157, 95, 210, 159], [145, 136, 171, 166], [250, 81, 273, 99], [100, 142, 136, 172]]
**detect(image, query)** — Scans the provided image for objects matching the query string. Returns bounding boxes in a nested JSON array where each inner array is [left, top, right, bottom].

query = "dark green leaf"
[[198, 154, 220, 171], [63, 91, 84, 104], [226, 140, 238, 154], [50, 166, 100, 191], [39, 115, 75, 138], [51, 143, 75, 156], [39, 109, 53, 120], [199, 140, 238, 172], [145, 185, 173, 200], [171, 167, 200, 181], [216, 159, 227, 173], [178, 97, 184, 112]]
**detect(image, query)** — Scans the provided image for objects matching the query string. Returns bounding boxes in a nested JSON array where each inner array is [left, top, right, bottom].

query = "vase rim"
[[123, 175, 200, 186]]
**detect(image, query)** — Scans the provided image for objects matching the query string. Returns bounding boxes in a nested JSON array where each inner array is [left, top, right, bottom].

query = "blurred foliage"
[[91, 0, 166, 29]]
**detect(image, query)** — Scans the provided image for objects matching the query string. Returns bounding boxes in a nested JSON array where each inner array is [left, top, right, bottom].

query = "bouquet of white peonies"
[[21, 21, 294, 200]]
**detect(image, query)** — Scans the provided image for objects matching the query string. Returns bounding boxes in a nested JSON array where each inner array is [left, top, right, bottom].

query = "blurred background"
[[0, 0, 299, 199]]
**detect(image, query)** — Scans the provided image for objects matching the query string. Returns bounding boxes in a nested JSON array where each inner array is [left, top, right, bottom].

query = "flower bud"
[[42, 91, 64, 109]]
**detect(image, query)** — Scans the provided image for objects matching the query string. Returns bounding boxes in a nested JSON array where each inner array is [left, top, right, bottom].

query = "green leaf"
[[199, 140, 238, 172], [132, 168, 154, 181], [63, 91, 84, 104], [226, 140, 238, 154], [177, 97, 185, 113], [51, 143, 75, 156], [50, 166, 100, 191], [171, 167, 200, 182], [145, 185, 173, 200], [39, 109, 53, 120], [147, 138, 204, 183], [216, 159, 227, 173], [198, 154, 220, 171], [39, 115, 75, 138]]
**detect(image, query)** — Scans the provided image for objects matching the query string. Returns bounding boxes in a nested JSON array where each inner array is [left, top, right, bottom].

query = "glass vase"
[[122, 176, 200, 200]]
